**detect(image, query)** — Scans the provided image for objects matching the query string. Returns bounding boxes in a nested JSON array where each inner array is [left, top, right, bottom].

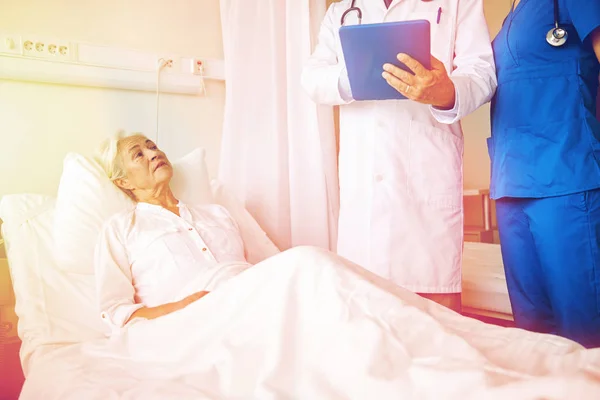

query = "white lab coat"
[[301, 0, 496, 293]]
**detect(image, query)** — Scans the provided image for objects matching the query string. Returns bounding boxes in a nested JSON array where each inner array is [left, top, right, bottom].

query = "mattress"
[[462, 242, 513, 318]]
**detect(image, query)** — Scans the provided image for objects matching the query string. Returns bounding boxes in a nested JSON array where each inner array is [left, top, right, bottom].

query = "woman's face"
[[116, 135, 173, 194]]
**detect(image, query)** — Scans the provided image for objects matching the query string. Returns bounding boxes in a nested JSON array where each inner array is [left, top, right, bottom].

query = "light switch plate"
[[0, 34, 22, 55]]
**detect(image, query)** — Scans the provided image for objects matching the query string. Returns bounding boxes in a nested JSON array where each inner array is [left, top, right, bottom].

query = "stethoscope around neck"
[[340, 0, 362, 26], [342, 0, 569, 48], [340, 0, 432, 25], [546, 0, 568, 47], [339, 0, 436, 25]]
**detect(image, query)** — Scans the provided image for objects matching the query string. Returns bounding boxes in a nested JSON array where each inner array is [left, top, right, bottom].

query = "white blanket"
[[21, 247, 600, 399]]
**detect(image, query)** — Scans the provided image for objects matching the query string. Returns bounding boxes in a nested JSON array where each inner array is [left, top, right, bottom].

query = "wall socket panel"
[[23, 35, 75, 60], [159, 57, 205, 76], [1, 32, 225, 82], [0, 33, 75, 61]]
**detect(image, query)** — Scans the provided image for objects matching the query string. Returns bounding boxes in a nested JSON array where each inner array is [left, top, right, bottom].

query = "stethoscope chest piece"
[[545, 0, 568, 47], [546, 26, 568, 47]]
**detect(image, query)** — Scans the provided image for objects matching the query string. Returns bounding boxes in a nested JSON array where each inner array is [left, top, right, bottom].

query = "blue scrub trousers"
[[496, 189, 600, 348]]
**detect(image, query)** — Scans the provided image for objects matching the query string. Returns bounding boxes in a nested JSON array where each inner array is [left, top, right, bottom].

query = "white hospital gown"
[[94, 201, 251, 330]]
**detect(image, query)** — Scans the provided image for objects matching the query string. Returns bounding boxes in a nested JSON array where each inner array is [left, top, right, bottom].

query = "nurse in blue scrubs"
[[490, 0, 600, 348]]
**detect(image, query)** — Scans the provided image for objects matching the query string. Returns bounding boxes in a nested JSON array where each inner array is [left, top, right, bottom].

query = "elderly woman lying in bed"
[[93, 133, 600, 399], [95, 133, 250, 329]]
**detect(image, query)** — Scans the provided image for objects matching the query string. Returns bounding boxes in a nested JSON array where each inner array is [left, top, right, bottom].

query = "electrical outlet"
[[21, 36, 74, 60], [180, 57, 224, 79], [0, 34, 22, 55], [191, 58, 204, 75], [157, 56, 180, 73]]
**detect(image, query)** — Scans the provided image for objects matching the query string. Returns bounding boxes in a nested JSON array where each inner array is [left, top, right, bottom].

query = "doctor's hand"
[[382, 54, 456, 109]]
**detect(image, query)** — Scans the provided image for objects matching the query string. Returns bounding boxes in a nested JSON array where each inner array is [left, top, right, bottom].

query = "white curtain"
[[219, 0, 338, 251]]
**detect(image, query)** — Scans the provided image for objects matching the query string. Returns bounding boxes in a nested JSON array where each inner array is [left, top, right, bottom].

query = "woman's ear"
[[114, 178, 134, 191]]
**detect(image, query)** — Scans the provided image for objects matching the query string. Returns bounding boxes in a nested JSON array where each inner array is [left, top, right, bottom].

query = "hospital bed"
[[2, 150, 598, 399], [0, 148, 276, 398], [462, 241, 513, 323]]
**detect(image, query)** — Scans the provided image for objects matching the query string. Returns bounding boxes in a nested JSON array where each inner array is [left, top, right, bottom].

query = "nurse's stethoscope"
[[546, 0, 568, 47], [511, 0, 568, 48]]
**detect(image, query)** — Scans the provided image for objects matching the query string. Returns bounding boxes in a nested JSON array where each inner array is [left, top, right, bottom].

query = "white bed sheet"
[[19, 247, 600, 400], [462, 242, 512, 318]]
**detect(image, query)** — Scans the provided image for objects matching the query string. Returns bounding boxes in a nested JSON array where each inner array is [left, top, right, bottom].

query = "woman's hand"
[[125, 291, 210, 323], [180, 291, 210, 307], [382, 54, 456, 110]]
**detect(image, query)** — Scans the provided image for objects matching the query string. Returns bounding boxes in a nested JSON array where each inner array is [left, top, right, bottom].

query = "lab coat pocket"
[[409, 12, 453, 65], [408, 120, 463, 208]]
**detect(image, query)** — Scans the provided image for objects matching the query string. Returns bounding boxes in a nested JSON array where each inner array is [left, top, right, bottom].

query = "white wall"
[[0, 0, 225, 198]]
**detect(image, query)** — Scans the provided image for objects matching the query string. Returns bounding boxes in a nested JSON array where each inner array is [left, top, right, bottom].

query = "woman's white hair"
[[95, 130, 146, 200]]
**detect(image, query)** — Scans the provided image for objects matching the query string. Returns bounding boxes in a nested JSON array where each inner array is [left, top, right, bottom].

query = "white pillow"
[[53, 148, 213, 274], [0, 194, 109, 374], [211, 180, 280, 265]]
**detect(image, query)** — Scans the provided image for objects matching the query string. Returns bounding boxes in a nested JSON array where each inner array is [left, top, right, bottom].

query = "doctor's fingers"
[[396, 53, 429, 77], [382, 63, 416, 85], [381, 71, 418, 99]]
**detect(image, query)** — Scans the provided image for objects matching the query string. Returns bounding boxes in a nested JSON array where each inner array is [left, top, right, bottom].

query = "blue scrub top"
[[489, 0, 600, 200]]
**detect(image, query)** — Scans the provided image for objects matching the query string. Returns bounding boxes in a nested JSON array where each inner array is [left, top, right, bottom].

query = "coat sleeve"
[[431, 0, 497, 124], [301, 1, 355, 106]]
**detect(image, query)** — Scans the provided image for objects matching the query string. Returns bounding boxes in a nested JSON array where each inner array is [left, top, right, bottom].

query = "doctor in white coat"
[[301, 0, 496, 311]]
